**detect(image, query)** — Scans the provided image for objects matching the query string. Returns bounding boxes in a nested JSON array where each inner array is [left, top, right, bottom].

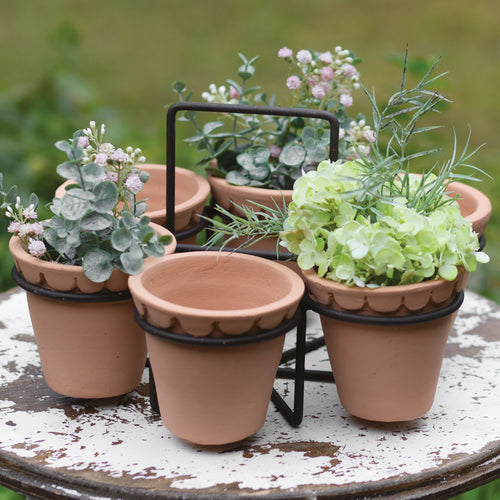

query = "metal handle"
[[165, 101, 340, 232]]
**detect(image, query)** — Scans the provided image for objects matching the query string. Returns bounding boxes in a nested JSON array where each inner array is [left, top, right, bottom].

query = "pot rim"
[[207, 174, 293, 198], [55, 164, 211, 219], [142, 164, 211, 218], [447, 179, 492, 227], [129, 251, 305, 320], [9, 222, 176, 293], [301, 267, 467, 315]]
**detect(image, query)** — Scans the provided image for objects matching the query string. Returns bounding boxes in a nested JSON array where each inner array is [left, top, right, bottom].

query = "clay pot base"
[[26, 294, 146, 399], [321, 314, 455, 422], [146, 334, 285, 445]]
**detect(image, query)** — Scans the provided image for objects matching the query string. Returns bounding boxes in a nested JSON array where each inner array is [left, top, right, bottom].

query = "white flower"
[[110, 148, 129, 163], [99, 142, 115, 155], [296, 49, 312, 64], [94, 153, 108, 166], [28, 239, 46, 258], [126, 173, 144, 194]]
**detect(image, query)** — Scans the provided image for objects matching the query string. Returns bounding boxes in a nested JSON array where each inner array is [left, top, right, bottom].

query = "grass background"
[[0, 0, 499, 498]]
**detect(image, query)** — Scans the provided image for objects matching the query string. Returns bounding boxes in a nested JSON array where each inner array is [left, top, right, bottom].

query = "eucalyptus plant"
[[1, 121, 172, 283], [173, 47, 375, 189], [204, 52, 490, 287]]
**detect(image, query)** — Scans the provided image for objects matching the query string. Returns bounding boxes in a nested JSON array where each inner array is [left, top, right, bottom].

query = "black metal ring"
[[173, 217, 209, 241], [478, 233, 486, 251], [134, 307, 300, 347], [12, 266, 131, 303], [304, 289, 464, 326]]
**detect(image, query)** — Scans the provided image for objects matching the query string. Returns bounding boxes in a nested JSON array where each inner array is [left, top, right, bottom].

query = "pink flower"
[[17, 224, 31, 237], [104, 171, 118, 183], [305, 76, 319, 87], [29, 222, 44, 237], [110, 148, 129, 163], [342, 63, 357, 78], [296, 49, 312, 64], [22, 205, 37, 220], [338, 128, 346, 139], [126, 173, 144, 194], [363, 129, 376, 143], [229, 86, 240, 99], [94, 153, 108, 166], [286, 76, 301, 90], [268, 145, 281, 158], [78, 136, 89, 148], [340, 93, 353, 108], [278, 46, 293, 58], [7, 221, 20, 234], [28, 239, 46, 258], [312, 84, 326, 100], [318, 51, 333, 64], [320, 66, 335, 82]]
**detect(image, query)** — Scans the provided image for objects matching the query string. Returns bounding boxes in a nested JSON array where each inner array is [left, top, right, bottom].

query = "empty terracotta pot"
[[56, 164, 210, 234], [130, 251, 305, 445], [9, 224, 176, 399], [302, 269, 467, 422]]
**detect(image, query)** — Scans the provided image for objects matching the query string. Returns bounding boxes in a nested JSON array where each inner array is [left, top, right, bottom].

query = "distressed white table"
[[0, 287, 499, 499]]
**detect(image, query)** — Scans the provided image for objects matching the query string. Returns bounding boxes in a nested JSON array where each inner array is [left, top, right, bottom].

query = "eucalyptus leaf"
[[279, 144, 306, 167], [92, 181, 118, 213], [111, 227, 133, 252], [203, 121, 225, 135], [249, 165, 270, 181], [120, 242, 144, 275], [81, 163, 105, 188], [81, 212, 114, 231], [56, 161, 80, 181], [172, 80, 186, 93], [226, 170, 250, 186], [60, 189, 94, 220], [82, 249, 114, 282]]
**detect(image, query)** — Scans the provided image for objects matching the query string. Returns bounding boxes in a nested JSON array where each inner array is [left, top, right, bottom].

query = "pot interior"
[[142, 253, 296, 312], [142, 166, 202, 212]]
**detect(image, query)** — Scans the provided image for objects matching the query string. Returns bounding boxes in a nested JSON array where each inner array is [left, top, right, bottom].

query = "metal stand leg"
[[270, 303, 307, 427]]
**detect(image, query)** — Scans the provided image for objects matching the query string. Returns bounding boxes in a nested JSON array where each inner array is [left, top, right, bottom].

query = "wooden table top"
[[0, 287, 499, 499]]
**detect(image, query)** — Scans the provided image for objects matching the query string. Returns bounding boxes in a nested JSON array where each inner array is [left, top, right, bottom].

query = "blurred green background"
[[0, 0, 498, 498]]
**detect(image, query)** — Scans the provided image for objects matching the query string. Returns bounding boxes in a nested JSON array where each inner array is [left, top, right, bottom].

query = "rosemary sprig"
[[203, 198, 288, 252]]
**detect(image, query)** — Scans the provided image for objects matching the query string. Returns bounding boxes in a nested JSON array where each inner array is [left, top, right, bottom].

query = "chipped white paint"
[[0, 289, 499, 497]]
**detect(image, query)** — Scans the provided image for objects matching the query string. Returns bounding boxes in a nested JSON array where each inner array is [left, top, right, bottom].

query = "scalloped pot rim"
[[301, 267, 467, 315], [129, 252, 305, 321], [9, 223, 176, 294]]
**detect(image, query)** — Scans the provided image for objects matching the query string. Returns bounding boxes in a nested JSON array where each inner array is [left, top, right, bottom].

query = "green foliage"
[[0, 486, 24, 500], [173, 48, 373, 189], [206, 52, 490, 287], [1, 123, 172, 283], [281, 160, 487, 286]]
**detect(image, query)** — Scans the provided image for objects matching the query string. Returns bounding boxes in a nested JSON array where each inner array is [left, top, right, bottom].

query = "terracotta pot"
[[447, 180, 491, 236], [302, 268, 467, 422], [9, 223, 176, 399], [56, 164, 210, 234], [129, 251, 304, 445]]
